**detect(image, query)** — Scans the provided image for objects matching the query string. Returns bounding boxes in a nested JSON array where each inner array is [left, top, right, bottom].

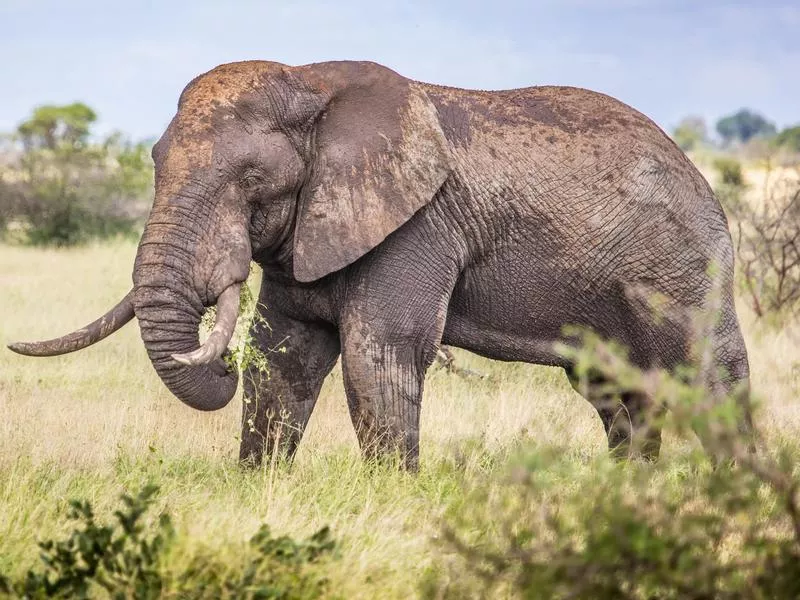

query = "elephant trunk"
[[133, 229, 240, 412]]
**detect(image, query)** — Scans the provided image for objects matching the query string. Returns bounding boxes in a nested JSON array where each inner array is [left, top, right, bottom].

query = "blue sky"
[[1, 0, 797, 140]]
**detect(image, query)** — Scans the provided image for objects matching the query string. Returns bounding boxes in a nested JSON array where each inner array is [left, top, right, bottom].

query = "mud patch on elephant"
[[427, 93, 473, 148], [464, 91, 578, 134], [156, 61, 291, 200]]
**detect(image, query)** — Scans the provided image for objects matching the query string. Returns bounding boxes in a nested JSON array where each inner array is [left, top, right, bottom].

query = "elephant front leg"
[[339, 292, 452, 471], [340, 335, 427, 470], [239, 305, 340, 467]]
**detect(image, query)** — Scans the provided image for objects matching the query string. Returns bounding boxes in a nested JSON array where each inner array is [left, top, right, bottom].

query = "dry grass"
[[1, 239, 799, 597]]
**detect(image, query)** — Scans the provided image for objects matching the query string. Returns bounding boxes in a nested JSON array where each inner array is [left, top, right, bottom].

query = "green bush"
[[713, 156, 745, 187], [671, 116, 708, 152], [424, 331, 800, 599], [173, 526, 335, 600], [712, 156, 747, 217], [425, 449, 800, 599], [0, 485, 336, 599], [1, 103, 153, 246], [774, 125, 800, 154]]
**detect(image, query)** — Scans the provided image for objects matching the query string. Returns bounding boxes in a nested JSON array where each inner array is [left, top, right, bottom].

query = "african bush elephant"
[[10, 60, 752, 469]]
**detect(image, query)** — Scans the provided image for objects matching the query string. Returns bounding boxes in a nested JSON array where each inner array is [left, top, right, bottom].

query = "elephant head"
[[9, 60, 453, 411]]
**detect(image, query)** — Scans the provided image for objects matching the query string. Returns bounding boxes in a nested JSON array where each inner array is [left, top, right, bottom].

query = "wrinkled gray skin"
[[11, 61, 752, 469]]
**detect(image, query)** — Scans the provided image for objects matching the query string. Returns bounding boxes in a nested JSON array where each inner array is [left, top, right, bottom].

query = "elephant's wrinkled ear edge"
[[292, 87, 454, 283]]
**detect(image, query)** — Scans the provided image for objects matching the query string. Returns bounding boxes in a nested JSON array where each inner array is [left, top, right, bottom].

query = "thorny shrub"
[[714, 158, 800, 319]]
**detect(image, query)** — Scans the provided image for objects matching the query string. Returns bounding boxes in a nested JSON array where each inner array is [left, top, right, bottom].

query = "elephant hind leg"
[[566, 367, 664, 461], [701, 309, 755, 453]]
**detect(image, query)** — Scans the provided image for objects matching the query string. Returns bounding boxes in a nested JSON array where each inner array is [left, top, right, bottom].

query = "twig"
[[434, 346, 488, 380]]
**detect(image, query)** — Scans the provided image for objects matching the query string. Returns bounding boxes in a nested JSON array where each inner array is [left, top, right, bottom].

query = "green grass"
[[1, 240, 799, 597]]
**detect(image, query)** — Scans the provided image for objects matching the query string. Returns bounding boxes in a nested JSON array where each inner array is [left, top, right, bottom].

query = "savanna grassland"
[[1, 182, 799, 596]]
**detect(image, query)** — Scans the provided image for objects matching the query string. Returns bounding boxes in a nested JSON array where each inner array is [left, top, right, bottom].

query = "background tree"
[[672, 115, 708, 151], [1, 103, 152, 245], [774, 125, 800, 154], [17, 103, 97, 151], [716, 109, 776, 145]]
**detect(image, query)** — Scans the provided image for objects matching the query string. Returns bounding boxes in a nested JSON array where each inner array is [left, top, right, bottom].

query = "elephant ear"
[[293, 65, 453, 282]]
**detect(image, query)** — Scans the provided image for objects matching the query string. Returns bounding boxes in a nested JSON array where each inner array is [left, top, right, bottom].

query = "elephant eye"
[[240, 172, 264, 191]]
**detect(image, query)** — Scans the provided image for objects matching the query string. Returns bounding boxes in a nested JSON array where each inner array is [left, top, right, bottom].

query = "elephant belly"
[[441, 246, 651, 367]]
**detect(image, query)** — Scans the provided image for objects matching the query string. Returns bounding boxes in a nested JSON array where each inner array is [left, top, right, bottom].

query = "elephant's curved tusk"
[[8, 290, 136, 356], [172, 283, 241, 367]]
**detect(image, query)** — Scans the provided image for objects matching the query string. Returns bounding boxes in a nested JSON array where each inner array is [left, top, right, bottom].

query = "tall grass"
[[1, 240, 799, 597]]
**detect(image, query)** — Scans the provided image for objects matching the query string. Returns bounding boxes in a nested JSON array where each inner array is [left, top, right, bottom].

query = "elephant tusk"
[[8, 290, 135, 356], [172, 283, 241, 367]]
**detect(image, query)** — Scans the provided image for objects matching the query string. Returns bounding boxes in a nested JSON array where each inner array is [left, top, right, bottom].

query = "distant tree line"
[[0, 102, 153, 246], [672, 108, 800, 157]]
